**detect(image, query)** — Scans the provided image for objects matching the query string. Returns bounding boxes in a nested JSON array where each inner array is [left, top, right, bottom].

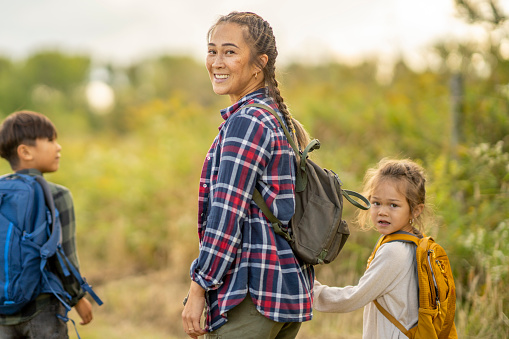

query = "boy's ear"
[[17, 144, 34, 161]]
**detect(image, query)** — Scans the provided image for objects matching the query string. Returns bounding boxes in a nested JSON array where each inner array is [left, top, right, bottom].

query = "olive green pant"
[[206, 294, 302, 339]]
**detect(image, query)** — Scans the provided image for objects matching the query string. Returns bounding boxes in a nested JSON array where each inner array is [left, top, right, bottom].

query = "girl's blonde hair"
[[356, 158, 433, 237]]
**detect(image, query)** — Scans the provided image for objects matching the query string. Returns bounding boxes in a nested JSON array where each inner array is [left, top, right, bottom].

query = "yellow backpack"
[[367, 231, 457, 338]]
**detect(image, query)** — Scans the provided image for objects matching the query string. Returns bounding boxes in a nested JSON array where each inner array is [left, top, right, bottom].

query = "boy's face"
[[19, 137, 61, 173]]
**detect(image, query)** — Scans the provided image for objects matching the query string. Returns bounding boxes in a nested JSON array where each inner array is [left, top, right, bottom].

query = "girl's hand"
[[181, 281, 207, 338]]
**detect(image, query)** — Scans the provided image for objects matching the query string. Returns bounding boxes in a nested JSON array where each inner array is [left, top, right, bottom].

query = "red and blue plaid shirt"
[[190, 89, 314, 331]]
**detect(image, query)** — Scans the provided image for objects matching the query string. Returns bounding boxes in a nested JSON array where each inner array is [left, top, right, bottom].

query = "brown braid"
[[208, 12, 310, 150]]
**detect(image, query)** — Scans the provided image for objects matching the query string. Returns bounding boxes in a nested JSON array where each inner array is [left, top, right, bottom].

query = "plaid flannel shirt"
[[0, 169, 85, 325], [190, 89, 314, 331]]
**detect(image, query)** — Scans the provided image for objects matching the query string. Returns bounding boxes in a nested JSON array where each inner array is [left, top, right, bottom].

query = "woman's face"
[[206, 23, 265, 104]]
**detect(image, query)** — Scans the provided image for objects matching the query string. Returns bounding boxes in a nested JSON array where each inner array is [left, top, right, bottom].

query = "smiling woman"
[[181, 11, 313, 339]]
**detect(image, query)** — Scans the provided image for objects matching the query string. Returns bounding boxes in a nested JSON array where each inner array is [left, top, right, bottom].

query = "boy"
[[0, 111, 93, 338]]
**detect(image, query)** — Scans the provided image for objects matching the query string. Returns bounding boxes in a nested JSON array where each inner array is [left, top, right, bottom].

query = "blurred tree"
[[0, 56, 27, 115], [456, 0, 507, 25], [124, 55, 216, 106], [438, 0, 509, 148], [23, 51, 90, 94]]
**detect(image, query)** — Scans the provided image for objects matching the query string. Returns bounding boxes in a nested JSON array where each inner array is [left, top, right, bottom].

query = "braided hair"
[[356, 158, 432, 237], [208, 11, 310, 150]]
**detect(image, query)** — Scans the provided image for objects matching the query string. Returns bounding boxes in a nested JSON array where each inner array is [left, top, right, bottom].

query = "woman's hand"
[[181, 281, 207, 338]]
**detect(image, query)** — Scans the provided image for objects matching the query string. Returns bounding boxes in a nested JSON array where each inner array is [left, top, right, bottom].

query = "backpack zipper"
[[436, 258, 446, 274], [427, 249, 441, 314]]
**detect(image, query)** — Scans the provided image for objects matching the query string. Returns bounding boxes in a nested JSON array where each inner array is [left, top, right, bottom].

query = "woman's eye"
[[207, 49, 216, 55], [225, 50, 235, 55]]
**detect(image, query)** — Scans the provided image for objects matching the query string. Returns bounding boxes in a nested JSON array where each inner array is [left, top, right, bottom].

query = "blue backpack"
[[0, 173, 102, 318]]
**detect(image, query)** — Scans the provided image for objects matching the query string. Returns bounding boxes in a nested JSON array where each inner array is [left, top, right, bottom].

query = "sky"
[[0, 0, 507, 68]]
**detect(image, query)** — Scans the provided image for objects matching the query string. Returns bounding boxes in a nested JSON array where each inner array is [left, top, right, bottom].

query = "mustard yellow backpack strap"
[[373, 300, 411, 337], [368, 232, 420, 337], [383, 232, 420, 246], [366, 235, 385, 269], [366, 232, 419, 269]]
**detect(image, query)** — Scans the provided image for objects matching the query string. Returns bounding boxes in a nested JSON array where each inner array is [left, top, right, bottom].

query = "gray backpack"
[[246, 104, 370, 265]]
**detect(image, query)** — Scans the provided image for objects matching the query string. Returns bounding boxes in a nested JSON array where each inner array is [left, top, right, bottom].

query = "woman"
[[181, 11, 314, 339]]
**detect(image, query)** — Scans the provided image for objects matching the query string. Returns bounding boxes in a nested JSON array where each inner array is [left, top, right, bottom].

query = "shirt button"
[[207, 157, 211, 160], [203, 184, 207, 188]]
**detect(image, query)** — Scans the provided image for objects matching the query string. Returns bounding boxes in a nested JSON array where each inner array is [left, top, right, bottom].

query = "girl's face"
[[369, 180, 414, 235], [206, 23, 265, 104]]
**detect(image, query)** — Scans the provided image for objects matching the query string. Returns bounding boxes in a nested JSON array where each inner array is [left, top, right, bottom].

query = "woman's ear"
[[259, 54, 268, 68], [255, 54, 268, 74]]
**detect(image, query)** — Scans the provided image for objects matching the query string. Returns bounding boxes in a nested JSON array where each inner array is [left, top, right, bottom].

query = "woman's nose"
[[212, 54, 224, 67]]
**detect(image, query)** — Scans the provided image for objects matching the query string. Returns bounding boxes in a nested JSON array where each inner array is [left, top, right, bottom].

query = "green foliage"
[[428, 142, 509, 336], [0, 46, 508, 337], [23, 51, 90, 93]]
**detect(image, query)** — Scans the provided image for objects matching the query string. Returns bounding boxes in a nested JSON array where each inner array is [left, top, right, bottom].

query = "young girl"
[[313, 158, 430, 338]]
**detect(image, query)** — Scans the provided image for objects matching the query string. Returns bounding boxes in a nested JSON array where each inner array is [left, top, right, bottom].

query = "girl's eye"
[[390, 203, 399, 208], [371, 201, 380, 206]]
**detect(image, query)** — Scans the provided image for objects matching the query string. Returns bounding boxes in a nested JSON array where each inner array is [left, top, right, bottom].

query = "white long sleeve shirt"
[[314, 241, 419, 338]]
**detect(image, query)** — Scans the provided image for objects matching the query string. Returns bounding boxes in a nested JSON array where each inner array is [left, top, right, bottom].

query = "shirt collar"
[[16, 168, 43, 176], [220, 88, 268, 121]]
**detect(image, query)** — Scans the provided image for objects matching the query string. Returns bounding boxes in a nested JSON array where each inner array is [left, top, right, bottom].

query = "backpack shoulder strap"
[[381, 231, 420, 247], [34, 176, 103, 307], [243, 103, 299, 155], [373, 300, 411, 336], [368, 231, 421, 336], [366, 235, 386, 269], [244, 103, 311, 193], [33, 175, 62, 257], [367, 231, 419, 268], [252, 189, 291, 241], [245, 103, 299, 241]]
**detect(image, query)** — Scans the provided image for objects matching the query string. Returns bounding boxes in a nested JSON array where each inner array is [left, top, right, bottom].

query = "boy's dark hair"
[[0, 111, 57, 169]]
